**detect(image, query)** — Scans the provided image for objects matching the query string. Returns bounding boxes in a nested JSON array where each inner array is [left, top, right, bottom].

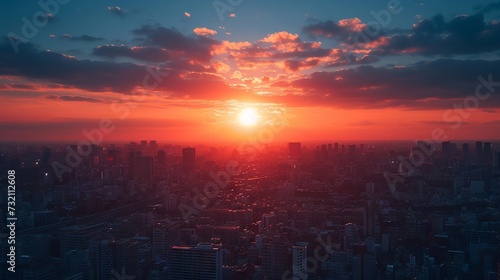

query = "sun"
[[239, 108, 258, 126]]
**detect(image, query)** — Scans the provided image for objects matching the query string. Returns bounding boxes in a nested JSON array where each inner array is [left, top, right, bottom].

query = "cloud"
[[92, 45, 173, 62], [474, 2, 500, 14], [193, 27, 217, 36], [184, 12, 191, 17], [108, 6, 126, 17], [267, 59, 500, 109], [60, 34, 104, 42], [307, 13, 500, 56], [372, 14, 500, 55], [303, 18, 386, 45], [133, 25, 220, 62], [0, 38, 245, 101], [45, 95, 103, 103]]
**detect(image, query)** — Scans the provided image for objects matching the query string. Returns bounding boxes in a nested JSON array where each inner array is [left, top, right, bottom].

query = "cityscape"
[[2, 0, 500, 279], [0, 140, 499, 279]]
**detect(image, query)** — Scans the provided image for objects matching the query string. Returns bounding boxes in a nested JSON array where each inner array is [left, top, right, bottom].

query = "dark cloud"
[[0, 39, 146, 93], [269, 59, 500, 109], [61, 34, 104, 42], [45, 95, 103, 103], [474, 2, 500, 14], [92, 45, 173, 62], [132, 25, 220, 62], [305, 14, 500, 56], [0, 38, 243, 100]]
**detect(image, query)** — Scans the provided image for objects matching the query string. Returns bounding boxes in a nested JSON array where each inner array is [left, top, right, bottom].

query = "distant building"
[[182, 147, 196, 173], [288, 142, 302, 159], [292, 243, 308, 280], [476, 141, 483, 163], [136, 156, 153, 185], [169, 243, 223, 280]]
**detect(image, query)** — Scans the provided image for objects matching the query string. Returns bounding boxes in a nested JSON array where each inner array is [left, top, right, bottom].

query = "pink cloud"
[[193, 27, 217, 36]]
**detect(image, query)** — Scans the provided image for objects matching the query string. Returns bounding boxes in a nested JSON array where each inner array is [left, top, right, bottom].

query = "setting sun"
[[239, 108, 258, 126]]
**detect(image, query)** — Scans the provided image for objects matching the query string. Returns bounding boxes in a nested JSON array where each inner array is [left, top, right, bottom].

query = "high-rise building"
[[89, 239, 113, 280], [334, 142, 339, 154], [182, 147, 196, 173], [288, 142, 302, 159], [484, 142, 492, 163], [463, 143, 471, 163], [442, 141, 452, 159], [169, 243, 223, 280], [136, 156, 153, 185], [270, 236, 289, 280], [152, 221, 180, 260], [348, 145, 356, 162], [292, 242, 308, 280], [493, 152, 500, 172], [127, 150, 141, 180], [476, 141, 484, 163]]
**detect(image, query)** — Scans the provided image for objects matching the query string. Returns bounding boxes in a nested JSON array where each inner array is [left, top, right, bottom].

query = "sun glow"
[[239, 108, 258, 126]]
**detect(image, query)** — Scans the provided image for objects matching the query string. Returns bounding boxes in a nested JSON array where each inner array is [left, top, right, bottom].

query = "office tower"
[[288, 142, 302, 159], [292, 242, 308, 280], [463, 143, 471, 163], [348, 145, 356, 162], [152, 222, 180, 260], [127, 150, 141, 180], [493, 152, 500, 172], [484, 142, 492, 163], [157, 150, 166, 166], [320, 144, 328, 161], [89, 239, 113, 280], [360, 144, 364, 155], [150, 140, 158, 152], [182, 147, 196, 173], [140, 140, 147, 150], [341, 144, 345, 155], [442, 141, 451, 159], [106, 147, 121, 165], [136, 156, 153, 185], [476, 141, 483, 163], [169, 243, 223, 280], [115, 239, 139, 277], [271, 236, 289, 280], [334, 142, 339, 154], [352, 243, 368, 280]]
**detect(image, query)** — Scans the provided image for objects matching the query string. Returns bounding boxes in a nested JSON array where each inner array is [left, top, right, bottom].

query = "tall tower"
[[182, 147, 196, 174], [292, 242, 308, 280], [136, 156, 153, 185], [288, 142, 302, 159], [169, 243, 223, 280]]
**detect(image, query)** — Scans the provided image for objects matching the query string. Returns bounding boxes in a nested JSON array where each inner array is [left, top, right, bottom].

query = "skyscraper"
[[136, 156, 153, 185], [169, 243, 223, 280], [463, 143, 471, 163], [288, 142, 301, 159], [476, 142, 483, 163], [89, 239, 113, 280], [292, 242, 308, 280], [442, 141, 452, 159], [182, 147, 196, 173]]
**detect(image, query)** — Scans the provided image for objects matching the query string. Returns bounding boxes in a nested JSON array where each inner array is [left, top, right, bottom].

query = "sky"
[[1, 0, 500, 143]]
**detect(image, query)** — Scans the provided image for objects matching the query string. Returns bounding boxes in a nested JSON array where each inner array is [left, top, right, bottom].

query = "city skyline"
[[1, 1, 500, 142]]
